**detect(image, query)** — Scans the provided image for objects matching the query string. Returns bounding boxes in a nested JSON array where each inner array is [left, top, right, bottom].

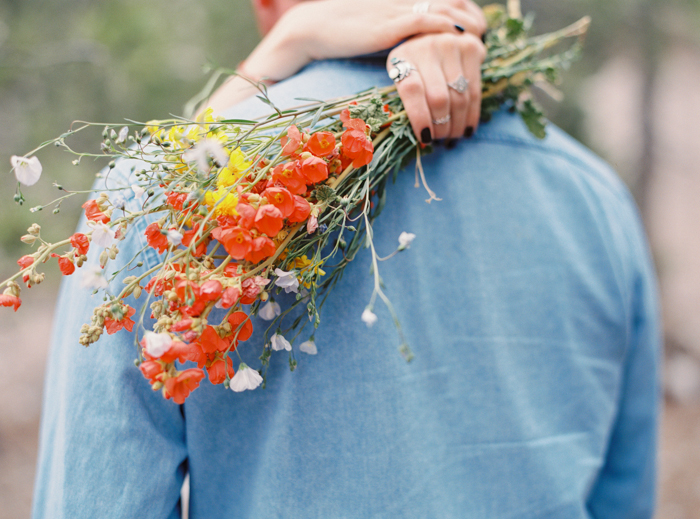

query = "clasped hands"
[[209, 0, 487, 144]]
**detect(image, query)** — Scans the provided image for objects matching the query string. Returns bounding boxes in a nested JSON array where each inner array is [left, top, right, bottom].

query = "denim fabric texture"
[[33, 59, 661, 519]]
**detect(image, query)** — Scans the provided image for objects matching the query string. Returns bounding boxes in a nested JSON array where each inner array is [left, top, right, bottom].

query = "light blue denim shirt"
[[33, 59, 660, 519]]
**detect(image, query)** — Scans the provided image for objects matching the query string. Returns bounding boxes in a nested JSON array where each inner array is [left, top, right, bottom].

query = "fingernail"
[[445, 139, 457, 150], [464, 126, 474, 138], [481, 33, 486, 43], [421, 128, 432, 144], [455, 24, 465, 33]]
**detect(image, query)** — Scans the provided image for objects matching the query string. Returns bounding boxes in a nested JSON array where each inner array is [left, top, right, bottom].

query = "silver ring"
[[447, 75, 470, 94], [432, 115, 451, 125], [388, 58, 416, 83], [413, 2, 431, 14]]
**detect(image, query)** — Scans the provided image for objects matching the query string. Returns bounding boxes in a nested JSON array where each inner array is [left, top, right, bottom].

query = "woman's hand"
[[388, 31, 486, 144], [206, 0, 486, 114]]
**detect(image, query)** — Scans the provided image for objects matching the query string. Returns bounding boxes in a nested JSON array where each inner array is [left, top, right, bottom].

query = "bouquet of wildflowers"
[[2, 4, 589, 403]]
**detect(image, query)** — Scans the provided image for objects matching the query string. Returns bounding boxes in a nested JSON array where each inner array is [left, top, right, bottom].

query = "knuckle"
[[426, 90, 450, 112], [400, 79, 423, 97]]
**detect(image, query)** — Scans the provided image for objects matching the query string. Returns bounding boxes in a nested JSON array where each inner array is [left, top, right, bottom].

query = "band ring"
[[388, 58, 417, 84], [447, 75, 470, 94], [413, 2, 431, 14], [432, 115, 451, 125]]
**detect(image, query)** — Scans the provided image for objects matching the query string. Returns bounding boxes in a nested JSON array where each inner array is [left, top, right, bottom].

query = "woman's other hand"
[[388, 31, 486, 144]]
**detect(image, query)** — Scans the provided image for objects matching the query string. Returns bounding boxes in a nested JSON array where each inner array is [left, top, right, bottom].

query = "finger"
[[459, 35, 486, 135], [387, 12, 466, 40], [440, 45, 470, 139], [418, 57, 452, 141], [461, 0, 489, 35], [387, 58, 434, 144], [426, 4, 486, 36]]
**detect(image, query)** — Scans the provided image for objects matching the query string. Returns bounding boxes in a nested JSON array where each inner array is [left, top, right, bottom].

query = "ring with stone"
[[388, 58, 417, 83], [413, 2, 431, 14], [432, 114, 451, 125], [447, 75, 470, 94]]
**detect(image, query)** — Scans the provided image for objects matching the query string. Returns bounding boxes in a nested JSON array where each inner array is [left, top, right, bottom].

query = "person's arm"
[[205, 0, 487, 133]]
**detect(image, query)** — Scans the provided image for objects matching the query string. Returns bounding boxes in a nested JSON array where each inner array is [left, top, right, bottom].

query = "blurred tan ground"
[[2, 44, 700, 519]]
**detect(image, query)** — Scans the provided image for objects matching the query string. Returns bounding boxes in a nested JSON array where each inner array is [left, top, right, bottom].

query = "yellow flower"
[[292, 255, 326, 288], [216, 148, 252, 189], [203, 187, 239, 217]]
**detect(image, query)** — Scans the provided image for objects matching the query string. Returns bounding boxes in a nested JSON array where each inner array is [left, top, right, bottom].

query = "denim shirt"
[[33, 59, 660, 519]]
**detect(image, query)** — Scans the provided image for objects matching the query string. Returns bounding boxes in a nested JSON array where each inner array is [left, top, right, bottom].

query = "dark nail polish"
[[455, 24, 465, 33], [445, 139, 457, 150], [464, 126, 474, 138], [421, 127, 432, 144], [481, 32, 486, 43]]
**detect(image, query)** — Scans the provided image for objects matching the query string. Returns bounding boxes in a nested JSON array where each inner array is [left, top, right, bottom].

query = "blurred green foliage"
[[1, 0, 699, 269]]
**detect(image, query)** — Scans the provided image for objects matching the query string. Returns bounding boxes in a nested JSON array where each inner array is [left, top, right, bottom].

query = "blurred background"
[[1, 0, 699, 517]]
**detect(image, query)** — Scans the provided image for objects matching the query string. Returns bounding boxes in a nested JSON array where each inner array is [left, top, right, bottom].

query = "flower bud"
[[21, 234, 37, 245]]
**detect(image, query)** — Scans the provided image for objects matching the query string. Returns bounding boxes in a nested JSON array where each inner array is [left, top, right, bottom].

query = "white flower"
[[117, 126, 129, 144], [88, 221, 115, 248], [229, 363, 263, 392], [273, 268, 299, 294], [270, 333, 292, 351], [299, 339, 318, 355], [166, 229, 183, 246], [398, 232, 416, 251], [143, 331, 173, 358], [259, 301, 281, 321], [80, 265, 110, 290], [362, 308, 378, 327], [131, 184, 146, 199], [11, 155, 42, 186], [182, 138, 229, 173]]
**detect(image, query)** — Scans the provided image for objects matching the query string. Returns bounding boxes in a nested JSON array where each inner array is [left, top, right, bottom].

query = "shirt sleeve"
[[32, 177, 188, 519], [586, 209, 661, 518]]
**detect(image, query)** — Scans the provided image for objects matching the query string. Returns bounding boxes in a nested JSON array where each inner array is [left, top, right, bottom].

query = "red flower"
[[220, 287, 241, 309], [166, 191, 188, 211], [271, 162, 306, 195], [235, 202, 257, 230], [196, 325, 231, 355], [305, 131, 336, 157], [211, 226, 252, 260], [300, 156, 329, 185], [245, 236, 276, 264], [340, 110, 367, 132], [170, 318, 193, 332], [181, 226, 208, 257], [70, 233, 90, 255], [254, 204, 284, 237], [287, 196, 312, 223], [341, 129, 374, 168], [139, 360, 164, 383], [55, 255, 76, 276], [164, 368, 205, 404], [281, 125, 302, 156], [207, 356, 234, 385], [200, 280, 223, 302], [160, 340, 207, 367], [263, 187, 294, 218], [145, 222, 170, 254], [104, 305, 136, 335], [82, 200, 110, 224], [175, 280, 206, 316], [17, 255, 34, 270], [0, 294, 21, 312], [240, 278, 261, 304], [228, 311, 253, 342]]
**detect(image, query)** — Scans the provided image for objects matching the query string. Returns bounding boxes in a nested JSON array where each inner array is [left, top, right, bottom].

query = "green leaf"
[[519, 99, 547, 139]]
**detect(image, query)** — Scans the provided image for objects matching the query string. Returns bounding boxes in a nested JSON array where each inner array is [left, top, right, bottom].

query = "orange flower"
[[305, 131, 336, 157], [166, 191, 188, 211], [164, 368, 205, 404], [263, 186, 294, 218], [300, 156, 329, 185], [160, 340, 207, 367], [228, 311, 254, 342], [70, 233, 90, 255], [254, 204, 284, 237], [245, 236, 276, 264], [82, 200, 110, 224], [281, 125, 302, 156], [0, 294, 21, 312], [341, 129, 374, 168], [17, 255, 34, 270], [211, 226, 252, 260], [139, 360, 164, 383], [200, 280, 223, 302], [54, 255, 76, 276], [104, 305, 136, 335], [207, 356, 234, 385], [196, 325, 231, 355], [235, 202, 257, 230], [271, 162, 306, 195], [145, 223, 170, 254], [287, 195, 311, 223], [181, 226, 208, 257]]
